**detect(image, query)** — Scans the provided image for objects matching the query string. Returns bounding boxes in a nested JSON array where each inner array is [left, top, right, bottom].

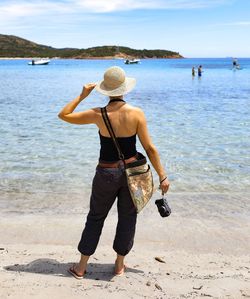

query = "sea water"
[[0, 58, 249, 215]]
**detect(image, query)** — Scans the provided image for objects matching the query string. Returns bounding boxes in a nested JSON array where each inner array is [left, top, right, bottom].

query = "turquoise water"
[[0, 58, 249, 213]]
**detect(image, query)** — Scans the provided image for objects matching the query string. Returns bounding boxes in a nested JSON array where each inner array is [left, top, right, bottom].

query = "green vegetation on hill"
[[0, 34, 183, 58]]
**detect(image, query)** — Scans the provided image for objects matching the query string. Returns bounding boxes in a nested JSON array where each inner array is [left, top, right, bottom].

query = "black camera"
[[155, 197, 171, 217]]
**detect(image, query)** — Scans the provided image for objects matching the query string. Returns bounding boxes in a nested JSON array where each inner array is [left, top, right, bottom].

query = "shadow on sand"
[[4, 259, 144, 281]]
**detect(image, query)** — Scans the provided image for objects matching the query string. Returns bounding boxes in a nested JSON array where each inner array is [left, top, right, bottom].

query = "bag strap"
[[101, 107, 125, 161]]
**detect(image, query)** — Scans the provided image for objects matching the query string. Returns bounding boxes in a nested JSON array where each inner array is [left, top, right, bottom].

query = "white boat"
[[28, 58, 50, 65], [124, 58, 140, 65]]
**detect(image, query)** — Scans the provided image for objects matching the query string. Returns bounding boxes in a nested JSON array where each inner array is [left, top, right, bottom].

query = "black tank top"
[[99, 132, 137, 162], [99, 98, 137, 161]]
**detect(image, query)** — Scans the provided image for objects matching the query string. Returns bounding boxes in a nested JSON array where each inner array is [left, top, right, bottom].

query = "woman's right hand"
[[80, 83, 97, 99], [160, 177, 170, 195]]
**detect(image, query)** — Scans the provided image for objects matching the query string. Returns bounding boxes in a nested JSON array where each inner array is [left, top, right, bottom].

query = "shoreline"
[[1, 192, 249, 219]]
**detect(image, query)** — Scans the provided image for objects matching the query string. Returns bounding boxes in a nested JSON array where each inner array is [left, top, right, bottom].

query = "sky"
[[0, 0, 250, 57]]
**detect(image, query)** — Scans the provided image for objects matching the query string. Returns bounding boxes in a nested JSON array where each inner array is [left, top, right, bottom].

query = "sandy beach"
[[1, 194, 249, 299], [1, 0, 250, 297]]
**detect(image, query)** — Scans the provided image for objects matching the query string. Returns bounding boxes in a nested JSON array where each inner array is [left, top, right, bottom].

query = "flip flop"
[[115, 265, 127, 277], [68, 265, 86, 280]]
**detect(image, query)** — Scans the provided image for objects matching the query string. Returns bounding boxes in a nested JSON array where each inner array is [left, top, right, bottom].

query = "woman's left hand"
[[160, 178, 170, 195], [80, 83, 97, 99]]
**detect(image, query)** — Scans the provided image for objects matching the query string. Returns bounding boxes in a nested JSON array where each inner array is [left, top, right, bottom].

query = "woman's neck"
[[108, 97, 125, 104], [109, 95, 123, 99]]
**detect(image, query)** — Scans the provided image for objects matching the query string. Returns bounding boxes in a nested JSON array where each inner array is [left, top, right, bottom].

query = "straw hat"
[[95, 66, 136, 96]]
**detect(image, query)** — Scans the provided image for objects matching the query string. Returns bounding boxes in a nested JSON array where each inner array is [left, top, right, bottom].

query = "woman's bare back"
[[95, 103, 140, 138]]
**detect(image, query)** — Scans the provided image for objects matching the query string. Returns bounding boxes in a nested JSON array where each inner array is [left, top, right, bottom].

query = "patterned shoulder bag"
[[101, 107, 154, 213]]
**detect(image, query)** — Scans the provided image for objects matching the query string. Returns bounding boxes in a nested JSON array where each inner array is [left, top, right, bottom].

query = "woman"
[[58, 66, 170, 279]]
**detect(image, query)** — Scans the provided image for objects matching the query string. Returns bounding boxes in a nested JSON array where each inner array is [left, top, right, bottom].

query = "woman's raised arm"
[[58, 83, 97, 125]]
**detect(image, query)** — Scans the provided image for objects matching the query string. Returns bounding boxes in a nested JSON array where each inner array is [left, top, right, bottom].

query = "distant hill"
[[0, 34, 183, 59]]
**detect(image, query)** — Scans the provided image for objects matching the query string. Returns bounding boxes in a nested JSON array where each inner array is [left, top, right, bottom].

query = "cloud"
[[0, 0, 229, 17], [212, 20, 250, 27], [74, 0, 229, 12], [221, 21, 250, 26], [0, 1, 72, 18]]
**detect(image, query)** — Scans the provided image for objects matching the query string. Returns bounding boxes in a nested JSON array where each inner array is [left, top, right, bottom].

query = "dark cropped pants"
[[78, 165, 137, 256]]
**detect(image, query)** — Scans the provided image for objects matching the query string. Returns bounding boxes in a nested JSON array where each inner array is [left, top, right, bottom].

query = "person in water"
[[192, 67, 195, 77], [232, 58, 240, 69], [58, 66, 170, 279], [198, 65, 202, 77]]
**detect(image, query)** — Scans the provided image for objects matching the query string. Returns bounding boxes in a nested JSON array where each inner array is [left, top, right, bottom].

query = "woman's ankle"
[[78, 254, 90, 269], [116, 254, 125, 266]]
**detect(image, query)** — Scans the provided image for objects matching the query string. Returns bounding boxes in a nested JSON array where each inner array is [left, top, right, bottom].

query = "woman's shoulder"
[[124, 103, 144, 115], [125, 104, 146, 123]]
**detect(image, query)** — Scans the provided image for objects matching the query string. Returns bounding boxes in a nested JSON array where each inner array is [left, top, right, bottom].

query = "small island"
[[0, 34, 183, 59]]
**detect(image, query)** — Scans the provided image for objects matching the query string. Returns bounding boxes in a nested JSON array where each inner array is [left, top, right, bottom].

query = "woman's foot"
[[114, 258, 126, 276], [68, 254, 89, 279], [68, 264, 86, 280]]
